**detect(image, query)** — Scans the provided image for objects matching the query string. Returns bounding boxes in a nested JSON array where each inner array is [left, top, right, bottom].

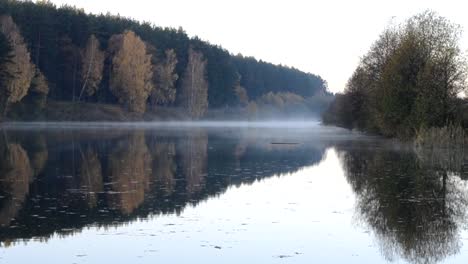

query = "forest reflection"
[[0, 127, 468, 264], [336, 141, 468, 264], [0, 127, 327, 246]]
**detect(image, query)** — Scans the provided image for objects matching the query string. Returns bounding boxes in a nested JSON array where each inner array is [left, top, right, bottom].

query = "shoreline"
[[0, 120, 323, 130]]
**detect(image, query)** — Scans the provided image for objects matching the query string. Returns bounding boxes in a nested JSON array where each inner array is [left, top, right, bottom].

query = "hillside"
[[0, 0, 330, 121]]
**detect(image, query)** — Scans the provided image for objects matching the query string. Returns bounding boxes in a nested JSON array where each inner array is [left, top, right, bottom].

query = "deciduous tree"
[[108, 30, 153, 113], [324, 11, 468, 138], [0, 15, 35, 117], [178, 47, 208, 119], [79, 34, 104, 99]]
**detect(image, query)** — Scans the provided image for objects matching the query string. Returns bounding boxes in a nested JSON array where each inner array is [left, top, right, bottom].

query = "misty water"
[[1, 122, 468, 264]]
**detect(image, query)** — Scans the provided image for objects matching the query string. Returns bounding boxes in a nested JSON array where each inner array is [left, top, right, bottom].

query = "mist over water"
[[0, 120, 323, 129], [0, 122, 467, 264]]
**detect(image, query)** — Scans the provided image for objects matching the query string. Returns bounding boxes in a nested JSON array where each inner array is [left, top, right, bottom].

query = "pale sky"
[[45, 0, 468, 93]]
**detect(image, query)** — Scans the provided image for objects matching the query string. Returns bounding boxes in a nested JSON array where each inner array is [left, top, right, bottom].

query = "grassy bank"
[[5, 101, 190, 122]]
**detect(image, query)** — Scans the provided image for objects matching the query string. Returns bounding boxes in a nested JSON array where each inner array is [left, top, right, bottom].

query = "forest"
[[0, 0, 330, 121], [323, 11, 468, 142]]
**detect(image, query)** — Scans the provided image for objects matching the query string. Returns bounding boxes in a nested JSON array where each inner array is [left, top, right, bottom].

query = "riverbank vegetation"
[[0, 0, 330, 121], [323, 11, 467, 144]]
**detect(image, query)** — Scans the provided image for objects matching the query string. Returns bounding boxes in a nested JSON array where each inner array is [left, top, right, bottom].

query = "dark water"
[[0, 122, 468, 264]]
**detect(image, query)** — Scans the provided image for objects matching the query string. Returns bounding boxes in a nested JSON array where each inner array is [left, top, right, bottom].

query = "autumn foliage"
[[178, 47, 208, 119], [0, 1, 329, 120], [108, 30, 154, 114], [0, 15, 35, 116]]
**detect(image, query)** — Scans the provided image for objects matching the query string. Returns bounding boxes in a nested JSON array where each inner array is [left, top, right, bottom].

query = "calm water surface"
[[0, 122, 468, 263]]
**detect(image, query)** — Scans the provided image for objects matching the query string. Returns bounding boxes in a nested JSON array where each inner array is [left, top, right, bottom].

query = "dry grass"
[[44, 101, 139, 121], [42, 101, 187, 121], [414, 124, 466, 149], [414, 125, 467, 177]]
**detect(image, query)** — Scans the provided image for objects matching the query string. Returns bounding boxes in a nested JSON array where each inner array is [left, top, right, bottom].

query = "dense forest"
[[0, 0, 330, 121], [323, 11, 468, 142]]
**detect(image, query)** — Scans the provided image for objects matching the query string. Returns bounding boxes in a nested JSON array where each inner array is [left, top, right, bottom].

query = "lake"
[[0, 122, 467, 264]]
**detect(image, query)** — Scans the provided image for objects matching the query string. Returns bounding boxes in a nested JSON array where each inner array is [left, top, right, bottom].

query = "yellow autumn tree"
[[79, 34, 104, 99], [0, 15, 35, 117], [178, 47, 208, 119], [108, 30, 153, 113]]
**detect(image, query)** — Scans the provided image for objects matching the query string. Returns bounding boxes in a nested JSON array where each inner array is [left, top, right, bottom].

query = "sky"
[[45, 0, 468, 93]]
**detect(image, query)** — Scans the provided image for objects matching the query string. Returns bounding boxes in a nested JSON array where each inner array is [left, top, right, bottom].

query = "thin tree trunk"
[[190, 60, 194, 117], [78, 40, 96, 101], [72, 53, 78, 103]]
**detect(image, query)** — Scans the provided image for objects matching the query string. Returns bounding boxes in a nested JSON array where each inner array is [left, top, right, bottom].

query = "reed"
[[414, 124, 466, 149]]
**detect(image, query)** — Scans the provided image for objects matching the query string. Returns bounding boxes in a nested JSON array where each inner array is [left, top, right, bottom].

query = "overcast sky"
[[46, 0, 468, 93]]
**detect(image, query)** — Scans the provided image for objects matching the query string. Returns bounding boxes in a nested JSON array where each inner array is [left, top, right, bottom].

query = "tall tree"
[[79, 34, 104, 100], [178, 47, 208, 119], [0, 15, 35, 117], [108, 30, 153, 113], [324, 11, 467, 138], [149, 49, 178, 107], [0, 31, 12, 120]]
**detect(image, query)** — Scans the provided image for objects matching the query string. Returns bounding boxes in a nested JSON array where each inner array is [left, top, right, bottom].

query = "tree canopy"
[[323, 11, 467, 138]]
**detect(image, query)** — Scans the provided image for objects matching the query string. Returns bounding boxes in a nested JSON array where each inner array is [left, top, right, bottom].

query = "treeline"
[[232, 55, 327, 100], [323, 11, 467, 139], [0, 0, 328, 120]]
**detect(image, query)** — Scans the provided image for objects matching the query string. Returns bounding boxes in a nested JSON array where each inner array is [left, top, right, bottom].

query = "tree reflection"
[[147, 136, 177, 197], [78, 146, 103, 208], [0, 137, 33, 227], [107, 131, 152, 214], [25, 134, 48, 177], [177, 130, 208, 196], [337, 142, 468, 264]]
